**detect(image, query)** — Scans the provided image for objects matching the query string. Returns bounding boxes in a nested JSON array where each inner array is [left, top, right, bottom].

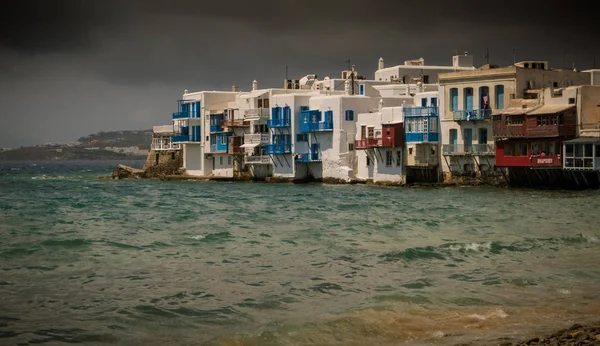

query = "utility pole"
[[351, 65, 355, 95], [485, 47, 490, 65], [513, 48, 516, 65]]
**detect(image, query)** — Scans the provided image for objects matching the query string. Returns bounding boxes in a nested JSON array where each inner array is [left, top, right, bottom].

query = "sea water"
[[1, 161, 599, 345]]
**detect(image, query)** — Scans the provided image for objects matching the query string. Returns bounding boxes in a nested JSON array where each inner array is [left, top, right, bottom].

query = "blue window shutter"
[[272, 107, 278, 119], [351, 110, 354, 120], [421, 98, 427, 107], [450, 88, 458, 111], [495, 85, 504, 109], [359, 84, 365, 95]]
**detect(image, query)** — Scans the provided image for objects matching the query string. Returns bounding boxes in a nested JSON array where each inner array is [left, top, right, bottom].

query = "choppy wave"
[[1, 161, 600, 345]]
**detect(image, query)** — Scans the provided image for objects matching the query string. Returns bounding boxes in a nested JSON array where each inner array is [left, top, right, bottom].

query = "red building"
[[493, 105, 576, 168]]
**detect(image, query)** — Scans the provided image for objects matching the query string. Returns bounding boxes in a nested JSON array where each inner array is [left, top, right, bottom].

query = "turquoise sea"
[[1, 160, 599, 345]]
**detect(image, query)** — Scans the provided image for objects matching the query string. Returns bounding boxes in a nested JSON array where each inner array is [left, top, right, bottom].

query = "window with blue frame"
[[345, 110, 354, 121], [431, 97, 437, 107], [421, 98, 427, 107], [359, 84, 365, 95], [450, 88, 458, 111]]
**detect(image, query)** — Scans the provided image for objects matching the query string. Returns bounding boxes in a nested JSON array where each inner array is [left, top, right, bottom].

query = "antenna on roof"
[[483, 47, 490, 65], [513, 48, 516, 65]]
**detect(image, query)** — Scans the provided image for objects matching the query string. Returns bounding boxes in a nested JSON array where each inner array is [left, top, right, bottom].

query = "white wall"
[[184, 144, 202, 176], [210, 154, 234, 177]]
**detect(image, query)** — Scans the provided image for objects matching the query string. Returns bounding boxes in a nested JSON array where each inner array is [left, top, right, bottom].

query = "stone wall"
[[143, 149, 183, 178]]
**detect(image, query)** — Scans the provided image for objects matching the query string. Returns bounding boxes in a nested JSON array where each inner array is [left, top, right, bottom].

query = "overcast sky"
[[1, 0, 598, 147]]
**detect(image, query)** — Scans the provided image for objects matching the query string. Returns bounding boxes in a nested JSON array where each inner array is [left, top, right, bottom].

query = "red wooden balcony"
[[355, 123, 404, 150], [495, 139, 564, 168], [355, 137, 383, 149], [493, 105, 576, 139]]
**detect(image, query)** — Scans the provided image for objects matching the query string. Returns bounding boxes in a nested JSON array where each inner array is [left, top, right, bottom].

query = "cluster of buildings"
[[150, 54, 600, 188]]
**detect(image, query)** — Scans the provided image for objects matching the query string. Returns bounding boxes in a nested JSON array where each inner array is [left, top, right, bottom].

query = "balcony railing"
[[442, 144, 496, 155], [355, 138, 383, 149], [300, 121, 333, 133], [221, 119, 250, 127], [244, 108, 270, 120], [243, 133, 270, 145], [172, 135, 189, 143], [264, 143, 292, 154], [404, 106, 439, 117], [405, 132, 439, 143], [295, 152, 321, 163], [453, 109, 492, 121], [409, 156, 439, 167], [244, 155, 272, 165], [153, 125, 174, 134], [210, 125, 223, 132], [152, 141, 180, 151], [267, 118, 291, 128], [172, 110, 200, 119]]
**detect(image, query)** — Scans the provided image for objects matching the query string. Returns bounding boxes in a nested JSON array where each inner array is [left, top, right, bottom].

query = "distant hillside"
[[76, 130, 152, 149], [0, 129, 153, 161]]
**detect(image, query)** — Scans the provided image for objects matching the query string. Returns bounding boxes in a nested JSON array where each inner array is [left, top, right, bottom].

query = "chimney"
[[344, 79, 351, 95], [252, 80, 258, 91], [378, 57, 384, 70], [232, 85, 239, 92]]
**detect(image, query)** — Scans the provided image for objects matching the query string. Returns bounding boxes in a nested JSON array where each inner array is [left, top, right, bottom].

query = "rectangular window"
[[450, 88, 458, 111], [566, 144, 574, 157], [464, 87, 474, 111], [257, 99, 263, 108], [228, 156, 232, 165], [221, 135, 226, 145], [585, 144, 594, 157], [396, 150, 401, 166], [359, 84, 365, 95], [263, 99, 269, 108], [522, 143, 528, 156], [348, 143, 354, 151], [504, 143, 513, 156], [368, 127, 374, 138], [596, 145, 600, 158], [431, 97, 438, 107], [210, 134, 216, 145], [495, 85, 505, 109], [361, 125, 366, 139], [366, 156, 370, 166], [220, 156, 223, 165], [569, 97, 575, 104], [386, 150, 393, 167], [421, 98, 427, 107], [345, 110, 354, 121], [296, 134, 307, 142], [429, 118, 438, 132]]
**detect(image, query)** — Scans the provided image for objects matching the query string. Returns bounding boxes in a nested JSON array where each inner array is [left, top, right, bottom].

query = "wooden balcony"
[[221, 119, 250, 127], [493, 105, 577, 139]]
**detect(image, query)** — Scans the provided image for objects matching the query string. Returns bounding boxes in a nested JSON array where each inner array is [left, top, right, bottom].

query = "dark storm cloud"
[[0, 0, 598, 147]]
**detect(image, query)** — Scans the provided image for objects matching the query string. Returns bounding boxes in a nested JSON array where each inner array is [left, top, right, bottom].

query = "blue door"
[[464, 128, 473, 152], [325, 110, 332, 124], [464, 88, 473, 111], [449, 129, 458, 152]]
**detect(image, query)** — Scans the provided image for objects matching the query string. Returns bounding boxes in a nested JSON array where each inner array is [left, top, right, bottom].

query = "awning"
[[526, 104, 575, 115], [240, 143, 260, 148], [240, 90, 268, 99]]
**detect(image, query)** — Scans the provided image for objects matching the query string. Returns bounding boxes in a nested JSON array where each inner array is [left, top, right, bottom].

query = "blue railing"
[[172, 135, 189, 143], [267, 117, 291, 128], [404, 106, 439, 117], [295, 152, 321, 162], [405, 132, 439, 143], [300, 121, 333, 133], [172, 110, 200, 119], [453, 109, 492, 121], [210, 124, 223, 132], [264, 144, 292, 154]]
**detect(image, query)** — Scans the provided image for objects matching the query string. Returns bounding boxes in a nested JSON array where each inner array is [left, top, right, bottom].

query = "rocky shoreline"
[[501, 322, 600, 346]]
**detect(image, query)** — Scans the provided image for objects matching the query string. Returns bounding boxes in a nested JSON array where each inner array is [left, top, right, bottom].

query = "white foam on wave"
[[448, 242, 491, 251], [557, 288, 571, 295], [190, 235, 205, 240], [581, 233, 598, 243]]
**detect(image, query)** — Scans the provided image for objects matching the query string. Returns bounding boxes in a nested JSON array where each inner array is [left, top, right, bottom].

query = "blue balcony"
[[300, 121, 333, 133], [267, 118, 291, 128], [264, 144, 291, 155], [295, 152, 321, 162], [172, 135, 189, 143], [172, 111, 190, 119], [172, 101, 201, 119], [404, 106, 438, 117], [210, 124, 223, 132], [453, 109, 492, 121], [405, 132, 439, 142]]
